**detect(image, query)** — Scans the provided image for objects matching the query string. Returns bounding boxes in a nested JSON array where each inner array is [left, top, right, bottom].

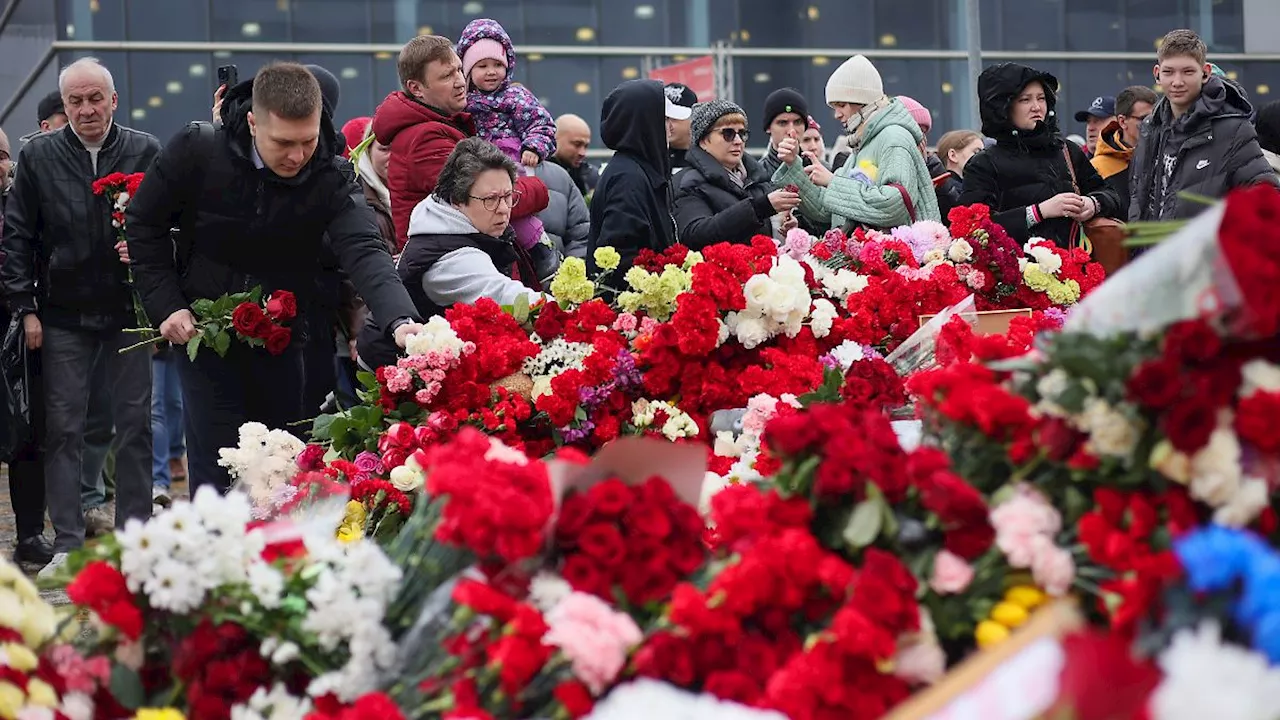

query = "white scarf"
[[357, 149, 391, 211]]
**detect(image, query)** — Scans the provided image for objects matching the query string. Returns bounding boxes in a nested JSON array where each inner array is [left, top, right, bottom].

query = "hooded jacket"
[[125, 79, 418, 340], [356, 195, 542, 370], [1, 122, 160, 331], [372, 91, 550, 249], [456, 19, 557, 162], [1129, 75, 1277, 222], [674, 146, 776, 248], [1090, 120, 1134, 219], [957, 63, 1121, 248], [772, 97, 940, 229], [587, 79, 677, 283]]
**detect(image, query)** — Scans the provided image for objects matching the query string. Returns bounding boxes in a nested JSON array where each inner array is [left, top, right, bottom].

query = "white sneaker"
[[36, 553, 69, 581], [152, 486, 172, 508]]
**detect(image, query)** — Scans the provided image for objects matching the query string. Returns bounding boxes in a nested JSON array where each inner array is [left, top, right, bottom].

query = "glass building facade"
[[0, 0, 1274, 152]]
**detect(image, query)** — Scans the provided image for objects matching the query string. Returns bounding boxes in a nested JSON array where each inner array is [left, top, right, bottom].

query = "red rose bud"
[[264, 290, 297, 322], [785, 184, 799, 194]]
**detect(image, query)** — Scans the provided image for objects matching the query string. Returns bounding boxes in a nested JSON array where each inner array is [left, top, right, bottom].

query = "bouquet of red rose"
[[121, 285, 296, 357], [93, 171, 152, 334]]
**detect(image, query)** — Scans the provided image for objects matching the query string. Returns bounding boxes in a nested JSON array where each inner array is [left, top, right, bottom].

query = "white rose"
[[742, 275, 773, 313], [1188, 428, 1242, 507], [1213, 477, 1269, 527], [947, 239, 974, 263], [922, 248, 946, 265], [389, 455, 425, 492], [734, 316, 772, 349], [1080, 398, 1142, 458]]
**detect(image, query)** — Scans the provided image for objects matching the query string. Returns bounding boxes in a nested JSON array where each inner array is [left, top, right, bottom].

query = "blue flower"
[[1175, 525, 1259, 593], [1252, 610, 1280, 666], [1237, 554, 1280, 627]]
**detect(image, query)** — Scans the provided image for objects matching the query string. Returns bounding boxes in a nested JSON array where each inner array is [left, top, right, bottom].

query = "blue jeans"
[[151, 351, 184, 489]]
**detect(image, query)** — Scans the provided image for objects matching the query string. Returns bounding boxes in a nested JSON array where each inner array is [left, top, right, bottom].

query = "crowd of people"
[[0, 23, 1278, 580]]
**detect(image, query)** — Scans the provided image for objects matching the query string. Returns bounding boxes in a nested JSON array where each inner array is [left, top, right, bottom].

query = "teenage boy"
[[1129, 29, 1276, 222]]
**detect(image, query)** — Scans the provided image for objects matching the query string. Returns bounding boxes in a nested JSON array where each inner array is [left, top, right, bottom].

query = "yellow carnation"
[[24, 678, 56, 708], [550, 257, 594, 305], [1022, 264, 1054, 292], [342, 499, 367, 527], [592, 246, 621, 272]]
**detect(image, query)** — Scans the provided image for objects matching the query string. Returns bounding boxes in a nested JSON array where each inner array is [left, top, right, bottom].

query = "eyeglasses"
[[716, 128, 750, 143], [470, 190, 522, 212]]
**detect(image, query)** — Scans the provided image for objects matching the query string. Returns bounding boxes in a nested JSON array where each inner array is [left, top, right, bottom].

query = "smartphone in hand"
[[216, 64, 238, 89]]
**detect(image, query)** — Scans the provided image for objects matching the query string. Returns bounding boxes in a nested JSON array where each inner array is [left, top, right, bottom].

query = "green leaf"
[[842, 496, 884, 549], [191, 298, 215, 318], [214, 330, 231, 356], [312, 414, 335, 441], [327, 416, 350, 442], [211, 295, 233, 318], [187, 334, 203, 361], [357, 370, 378, 391], [109, 664, 146, 710], [510, 293, 530, 324], [249, 285, 264, 304]]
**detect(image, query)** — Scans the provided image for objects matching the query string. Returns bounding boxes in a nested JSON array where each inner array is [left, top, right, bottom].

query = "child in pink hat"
[[456, 18, 559, 275]]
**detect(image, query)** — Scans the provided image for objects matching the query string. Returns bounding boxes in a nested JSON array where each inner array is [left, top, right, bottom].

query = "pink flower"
[[385, 367, 413, 393], [1031, 539, 1076, 596], [543, 592, 643, 694], [966, 268, 991, 290], [47, 644, 109, 694], [928, 549, 975, 595], [638, 316, 659, 336], [354, 451, 384, 478], [991, 489, 1062, 568], [782, 228, 813, 260], [893, 639, 946, 686], [612, 313, 639, 333]]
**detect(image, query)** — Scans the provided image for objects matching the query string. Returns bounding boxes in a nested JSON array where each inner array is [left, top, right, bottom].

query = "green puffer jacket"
[[773, 98, 940, 229]]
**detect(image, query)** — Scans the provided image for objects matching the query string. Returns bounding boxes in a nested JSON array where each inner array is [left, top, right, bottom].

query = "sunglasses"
[[715, 128, 750, 143]]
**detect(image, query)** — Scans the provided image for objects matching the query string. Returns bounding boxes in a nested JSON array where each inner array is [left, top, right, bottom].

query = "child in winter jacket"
[[457, 18, 560, 279]]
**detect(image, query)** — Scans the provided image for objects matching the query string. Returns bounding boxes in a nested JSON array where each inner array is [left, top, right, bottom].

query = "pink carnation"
[[384, 367, 414, 394], [991, 486, 1061, 568], [543, 592, 643, 694], [612, 313, 639, 333], [893, 639, 946, 686], [782, 228, 813, 260], [1031, 538, 1076, 596]]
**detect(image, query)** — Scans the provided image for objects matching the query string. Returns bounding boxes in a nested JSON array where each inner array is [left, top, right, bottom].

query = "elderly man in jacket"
[[1, 58, 161, 578]]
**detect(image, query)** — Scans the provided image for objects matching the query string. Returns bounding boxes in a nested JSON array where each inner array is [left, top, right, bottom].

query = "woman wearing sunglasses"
[[673, 100, 802, 249], [356, 137, 545, 371]]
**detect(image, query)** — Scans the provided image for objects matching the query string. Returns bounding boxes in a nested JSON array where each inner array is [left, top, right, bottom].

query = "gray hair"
[[59, 57, 116, 95], [433, 137, 518, 206]]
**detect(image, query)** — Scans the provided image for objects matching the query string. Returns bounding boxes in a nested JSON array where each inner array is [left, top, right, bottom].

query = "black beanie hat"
[[304, 64, 341, 116], [761, 88, 809, 132]]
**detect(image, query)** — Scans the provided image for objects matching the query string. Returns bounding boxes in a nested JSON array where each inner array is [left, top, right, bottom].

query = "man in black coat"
[[126, 62, 422, 495], [587, 79, 688, 285], [1, 59, 160, 576]]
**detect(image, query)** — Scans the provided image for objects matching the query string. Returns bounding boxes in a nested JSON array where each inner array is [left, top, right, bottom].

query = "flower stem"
[[118, 336, 165, 354]]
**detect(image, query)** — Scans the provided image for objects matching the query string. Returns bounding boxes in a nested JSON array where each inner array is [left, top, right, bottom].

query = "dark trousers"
[[43, 326, 152, 553], [8, 349, 45, 541], [177, 341, 304, 495], [302, 310, 336, 417]]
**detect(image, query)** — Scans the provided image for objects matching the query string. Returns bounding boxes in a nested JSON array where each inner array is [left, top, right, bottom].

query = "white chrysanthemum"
[[1149, 621, 1280, 720], [522, 337, 593, 398], [231, 682, 313, 720], [248, 563, 285, 610], [586, 679, 788, 720]]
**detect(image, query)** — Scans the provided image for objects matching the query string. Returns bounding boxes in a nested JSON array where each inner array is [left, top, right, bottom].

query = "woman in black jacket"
[[674, 100, 800, 248], [958, 63, 1121, 248]]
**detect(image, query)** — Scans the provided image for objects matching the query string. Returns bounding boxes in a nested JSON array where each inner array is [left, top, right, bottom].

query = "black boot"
[[14, 535, 54, 566]]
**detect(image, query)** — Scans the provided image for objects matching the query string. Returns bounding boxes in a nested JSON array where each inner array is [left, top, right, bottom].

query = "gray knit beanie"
[[690, 99, 748, 144]]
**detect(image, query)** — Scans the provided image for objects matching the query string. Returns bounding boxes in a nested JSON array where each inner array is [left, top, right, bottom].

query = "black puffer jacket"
[[587, 79, 676, 283], [674, 146, 776, 248], [1, 123, 161, 330], [125, 79, 417, 338], [958, 63, 1121, 248], [1130, 75, 1277, 222]]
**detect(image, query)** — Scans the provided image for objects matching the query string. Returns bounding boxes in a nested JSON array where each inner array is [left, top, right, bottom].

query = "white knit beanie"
[[825, 54, 884, 107]]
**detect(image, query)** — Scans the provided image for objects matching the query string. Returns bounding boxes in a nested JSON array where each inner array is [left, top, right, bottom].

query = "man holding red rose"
[[127, 63, 423, 495]]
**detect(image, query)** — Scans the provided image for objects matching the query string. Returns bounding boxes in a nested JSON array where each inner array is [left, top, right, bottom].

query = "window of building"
[[211, 1, 291, 42], [126, 0, 210, 42], [57, 0, 126, 41]]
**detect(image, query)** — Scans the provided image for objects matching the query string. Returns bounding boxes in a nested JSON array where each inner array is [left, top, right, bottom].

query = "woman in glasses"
[[356, 137, 544, 371], [674, 100, 801, 248]]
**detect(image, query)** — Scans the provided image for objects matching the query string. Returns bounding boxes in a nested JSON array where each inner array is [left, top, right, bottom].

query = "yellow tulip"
[[0, 643, 37, 672], [1004, 585, 1046, 610], [975, 620, 1010, 649], [25, 678, 56, 708], [0, 681, 24, 719], [990, 602, 1030, 629]]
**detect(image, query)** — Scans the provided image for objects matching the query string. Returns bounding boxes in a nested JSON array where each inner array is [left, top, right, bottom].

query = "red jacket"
[[372, 92, 549, 250]]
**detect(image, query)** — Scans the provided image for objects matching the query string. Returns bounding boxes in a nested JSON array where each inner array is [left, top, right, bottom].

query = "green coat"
[[773, 98, 940, 230]]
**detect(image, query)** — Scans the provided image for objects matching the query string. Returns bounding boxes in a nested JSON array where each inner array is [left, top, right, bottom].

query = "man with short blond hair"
[[372, 34, 548, 248], [126, 61, 423, 497], [1, 58, 161, 576]]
